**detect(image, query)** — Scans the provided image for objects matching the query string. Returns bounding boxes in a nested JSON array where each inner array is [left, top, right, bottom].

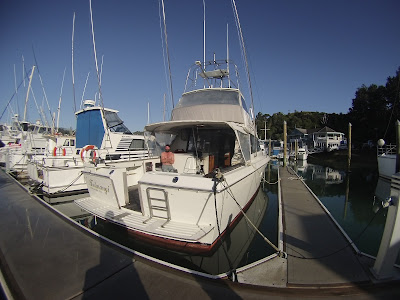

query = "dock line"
[[221, 177, 285, 257]]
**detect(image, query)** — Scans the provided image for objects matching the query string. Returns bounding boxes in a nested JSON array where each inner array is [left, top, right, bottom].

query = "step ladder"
[[143, 187, 171, 228]]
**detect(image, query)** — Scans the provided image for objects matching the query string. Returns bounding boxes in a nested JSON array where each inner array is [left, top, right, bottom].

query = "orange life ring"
[[53, 146, 66, 156], [80, 145, 98, 163]]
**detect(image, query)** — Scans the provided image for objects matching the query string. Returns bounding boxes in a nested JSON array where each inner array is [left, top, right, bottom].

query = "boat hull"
[[76, 155, 269, 254]]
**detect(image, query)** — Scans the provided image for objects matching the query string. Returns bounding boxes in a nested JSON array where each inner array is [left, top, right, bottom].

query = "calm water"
[[293, 160, 388, 257], [71, 160, 392, 275]]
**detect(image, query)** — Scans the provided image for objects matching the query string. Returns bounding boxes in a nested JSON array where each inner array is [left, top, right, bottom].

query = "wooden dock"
[[1, 168, 400, 299]]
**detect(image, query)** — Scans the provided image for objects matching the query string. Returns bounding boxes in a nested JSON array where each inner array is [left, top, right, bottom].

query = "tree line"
[[256, 67, 400, 148]]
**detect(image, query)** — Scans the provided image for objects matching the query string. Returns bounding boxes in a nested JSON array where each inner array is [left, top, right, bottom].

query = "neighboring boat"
[[27, 100, 150, 201], [377, 139, 396, 180], [1, 115, 51, 174], [297, 147, 308, 160], [76, 58, 270, 254]]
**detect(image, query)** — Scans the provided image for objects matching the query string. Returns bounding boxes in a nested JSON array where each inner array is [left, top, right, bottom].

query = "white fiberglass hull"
[[75, 153, 269, 254], [377, 153, 396, 180]]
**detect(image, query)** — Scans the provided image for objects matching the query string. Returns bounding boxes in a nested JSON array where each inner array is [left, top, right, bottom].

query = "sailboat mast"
[[72, 12, 77, 113], [203, 0, 206, 68], [23, 66, 35, 122], [226, 23, 230, 88], [56, 67, 66, 132]]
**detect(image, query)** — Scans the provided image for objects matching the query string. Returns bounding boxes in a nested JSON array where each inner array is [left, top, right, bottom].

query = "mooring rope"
[[55, 171, 83, 193], [220, 177, 282, 255]]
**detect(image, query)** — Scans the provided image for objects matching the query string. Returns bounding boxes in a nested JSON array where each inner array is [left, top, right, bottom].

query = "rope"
[[212, 178, 237, 282], [262, 179, 279, 185], [220, 179, 282, 255], [55, 171, 83, 193]]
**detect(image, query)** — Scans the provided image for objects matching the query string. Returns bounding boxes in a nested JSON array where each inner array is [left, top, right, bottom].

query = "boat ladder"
[[143, 187, 171, 228]]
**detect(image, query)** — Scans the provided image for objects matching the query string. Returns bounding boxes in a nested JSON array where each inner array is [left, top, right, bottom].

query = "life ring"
[[80, 145, 98, 163], [53, 146, 66, 156]]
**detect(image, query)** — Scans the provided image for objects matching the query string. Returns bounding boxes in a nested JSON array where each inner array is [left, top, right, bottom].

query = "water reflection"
[[292, 161, 388, 257], [75, 183, 277, 275]]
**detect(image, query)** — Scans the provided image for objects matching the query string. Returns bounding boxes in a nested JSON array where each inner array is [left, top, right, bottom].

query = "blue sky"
[[1, 0, 399, 132]]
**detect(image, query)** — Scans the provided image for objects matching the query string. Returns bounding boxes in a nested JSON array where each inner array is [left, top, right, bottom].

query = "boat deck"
[[1, 168, 400, 299]]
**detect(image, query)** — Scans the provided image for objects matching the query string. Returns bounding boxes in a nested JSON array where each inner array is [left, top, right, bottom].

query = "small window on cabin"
[[63, 140, 70, 146], [71, 140, 75, 146], [129, 139, 145, 150]]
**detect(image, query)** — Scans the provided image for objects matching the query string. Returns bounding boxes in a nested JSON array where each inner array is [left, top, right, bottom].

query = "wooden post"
[[268, 138, 272, 157], [283, 121, 287, 166], [347, 123, 352, 172]]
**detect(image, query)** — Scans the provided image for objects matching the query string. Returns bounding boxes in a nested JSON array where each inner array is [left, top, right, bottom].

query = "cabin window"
[[237, 131, 251, 162], [63, 140, 70, 146], [250, 134, 260, 153], [129, 139, 145, 150], [104, 111, 132, 134]]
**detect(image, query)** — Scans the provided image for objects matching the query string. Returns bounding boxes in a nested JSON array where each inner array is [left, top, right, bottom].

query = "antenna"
[[72, 12, 77, 112]]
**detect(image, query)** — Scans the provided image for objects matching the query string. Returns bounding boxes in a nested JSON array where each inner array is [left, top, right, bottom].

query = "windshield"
[[104, 111, 132, 134]]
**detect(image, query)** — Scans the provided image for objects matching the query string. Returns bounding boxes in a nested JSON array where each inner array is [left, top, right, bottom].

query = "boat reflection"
[[74, 187, 269, 275]]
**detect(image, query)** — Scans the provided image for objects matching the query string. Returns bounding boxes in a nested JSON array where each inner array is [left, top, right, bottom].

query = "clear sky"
[[1, 0, 399, 132]]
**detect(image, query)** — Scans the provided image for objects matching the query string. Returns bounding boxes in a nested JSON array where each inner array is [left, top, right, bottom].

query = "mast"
[[23, 66, 35, 122], [227, 23, 230, 88], [56, 67, 66, 132], [203, 0, 206, 69], [163, 93, 166, 121], [13, 64, 19, 116], [72, 12, 77, 113]]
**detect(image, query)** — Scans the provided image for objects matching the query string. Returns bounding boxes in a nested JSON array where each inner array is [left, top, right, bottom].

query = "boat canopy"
[[144, 120, 249, 135], [172, 89, 250, 125]]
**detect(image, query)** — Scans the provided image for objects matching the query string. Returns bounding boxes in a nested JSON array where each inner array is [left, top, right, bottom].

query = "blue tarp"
[[75, 109, 105, 148]]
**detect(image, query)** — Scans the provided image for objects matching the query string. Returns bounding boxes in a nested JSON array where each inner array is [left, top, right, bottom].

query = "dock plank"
[[280, 167, 370, 285]]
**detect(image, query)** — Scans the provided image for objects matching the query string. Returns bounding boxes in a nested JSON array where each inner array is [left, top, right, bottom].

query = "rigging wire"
[[32, 45, 53, 127], [0, 70, 31, 121], [158, 0, 171, 117], [160, 0, 174, 109]]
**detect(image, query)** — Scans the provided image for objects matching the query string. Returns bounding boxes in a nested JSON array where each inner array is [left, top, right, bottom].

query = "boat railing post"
[[371, 172, 400, 279]]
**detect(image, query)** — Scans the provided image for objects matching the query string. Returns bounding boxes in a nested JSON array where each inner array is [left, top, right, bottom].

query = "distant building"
[[288, 126, 346, 151]]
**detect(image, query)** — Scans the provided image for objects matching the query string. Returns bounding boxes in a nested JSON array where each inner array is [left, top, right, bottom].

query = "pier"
[[1, 168, 400, 299]]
